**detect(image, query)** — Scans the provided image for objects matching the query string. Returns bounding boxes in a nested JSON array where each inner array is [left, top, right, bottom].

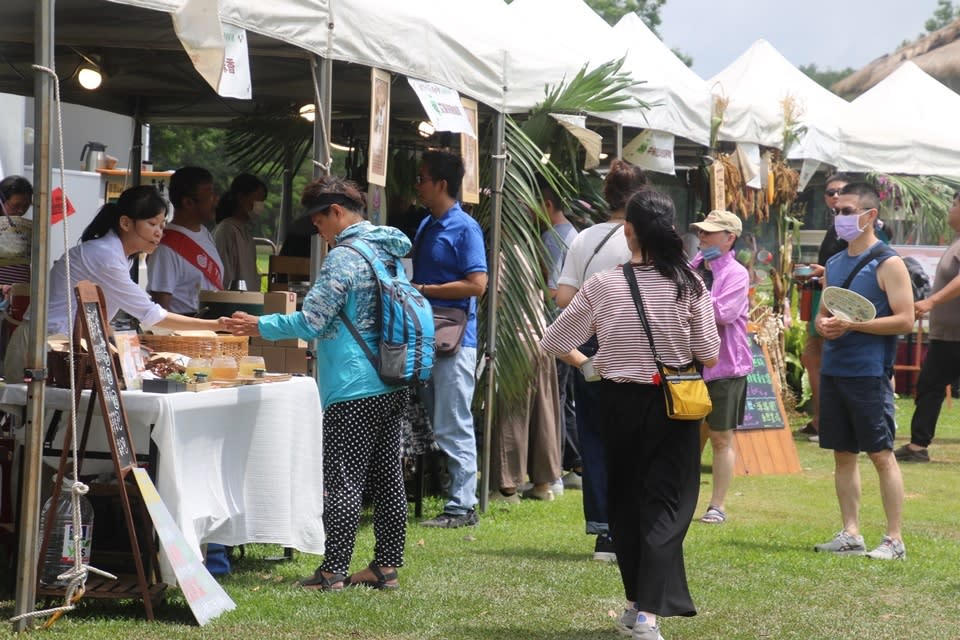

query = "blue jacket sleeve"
[[258, 312, 319, 342]]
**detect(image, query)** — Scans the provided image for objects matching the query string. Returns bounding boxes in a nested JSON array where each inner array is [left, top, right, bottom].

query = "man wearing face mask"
[[813, 183, 914, 561], [214, 173, 268, 291], [690, 210, 752, 525]]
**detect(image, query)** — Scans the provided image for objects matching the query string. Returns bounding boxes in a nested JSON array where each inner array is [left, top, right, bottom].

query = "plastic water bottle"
[[38, 476, 94, 587]]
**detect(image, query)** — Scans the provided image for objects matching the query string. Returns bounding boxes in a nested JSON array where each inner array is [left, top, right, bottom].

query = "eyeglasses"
[[415, 174, 433, 185], [833, 207, 875, 216], [825, 188, 844, 197]]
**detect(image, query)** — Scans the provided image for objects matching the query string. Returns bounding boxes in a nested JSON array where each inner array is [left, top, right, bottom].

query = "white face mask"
[[251, 201, 266, 217]]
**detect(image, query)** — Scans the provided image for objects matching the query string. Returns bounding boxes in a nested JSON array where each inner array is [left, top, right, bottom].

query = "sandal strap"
[[368, 561, 398, 584], [301, 568, 347, 588]]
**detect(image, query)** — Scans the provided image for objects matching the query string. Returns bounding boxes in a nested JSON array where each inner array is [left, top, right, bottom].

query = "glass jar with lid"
[[211, 355, 238, 380]]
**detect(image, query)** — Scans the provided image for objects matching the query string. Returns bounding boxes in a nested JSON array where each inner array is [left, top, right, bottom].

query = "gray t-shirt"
[[556, 222, 630, 290], [542, 221, 578, 290], [929, 235, 960, 341]]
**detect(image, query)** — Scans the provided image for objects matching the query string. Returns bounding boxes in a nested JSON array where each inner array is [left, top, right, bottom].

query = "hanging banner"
[[460, 98, 480, 204], [172, 0, 250, 100], [623, 130, 676, 175], [736, 142, 762, 189], [368, 68, 391, 188], [172, 0, 224, 94], [407, 78, 475, 137], [550, 114, 602, 170], [218, 24, 252, 99]]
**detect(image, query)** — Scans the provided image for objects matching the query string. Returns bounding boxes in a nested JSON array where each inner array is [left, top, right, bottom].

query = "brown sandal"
[[298, 568, 348, 591], [348, 561, 399, 590]]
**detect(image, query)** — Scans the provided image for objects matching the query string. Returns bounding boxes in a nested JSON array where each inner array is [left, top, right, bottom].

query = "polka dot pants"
[[319, 388, 408, 575]]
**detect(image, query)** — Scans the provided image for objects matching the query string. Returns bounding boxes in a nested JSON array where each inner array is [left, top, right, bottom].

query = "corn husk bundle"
[[771, 161, 799, 209], [718, 153, 743, 212]]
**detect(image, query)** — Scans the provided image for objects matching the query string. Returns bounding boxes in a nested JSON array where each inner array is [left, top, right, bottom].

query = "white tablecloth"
[[1, 377, 325, 584]]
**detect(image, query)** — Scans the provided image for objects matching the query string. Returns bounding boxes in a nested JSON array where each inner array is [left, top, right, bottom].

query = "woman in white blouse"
[[4, 186, 224, 377]]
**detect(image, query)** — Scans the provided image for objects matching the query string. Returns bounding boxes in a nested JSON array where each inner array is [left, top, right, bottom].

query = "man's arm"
[[915, 269, 960, 317], [150, 291, 173, 310], [417, 271, 487, 300]]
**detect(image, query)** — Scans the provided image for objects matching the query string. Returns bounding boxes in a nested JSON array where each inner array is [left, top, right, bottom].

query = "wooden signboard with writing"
[[731, 335, 801, 476], [702, 333, 801, 477], [38, 282, 164, 618]]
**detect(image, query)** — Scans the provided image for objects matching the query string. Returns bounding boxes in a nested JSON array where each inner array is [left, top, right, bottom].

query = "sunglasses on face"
[[834, 207, 874, 216], [825, 188, 844, 197]]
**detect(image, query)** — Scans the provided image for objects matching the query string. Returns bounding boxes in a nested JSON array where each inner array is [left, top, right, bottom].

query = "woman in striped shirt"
[[541, 189, 720, 640]]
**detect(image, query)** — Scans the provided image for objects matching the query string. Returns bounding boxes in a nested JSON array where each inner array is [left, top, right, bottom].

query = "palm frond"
[[224, 108, 314, 180]]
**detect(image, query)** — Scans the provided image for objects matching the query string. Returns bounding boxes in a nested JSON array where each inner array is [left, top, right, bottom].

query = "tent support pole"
[[616, 123, 623, 160], [131, 97, 143, 186], [13, 0, 54, 630], [479, 112, 506, 514]]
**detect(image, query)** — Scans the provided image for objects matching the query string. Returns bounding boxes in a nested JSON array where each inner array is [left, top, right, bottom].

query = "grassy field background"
[[2, 397, 959, 639]]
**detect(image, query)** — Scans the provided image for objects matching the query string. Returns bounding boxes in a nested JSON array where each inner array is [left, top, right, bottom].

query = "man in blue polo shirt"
[[412, 150, 488, 528]]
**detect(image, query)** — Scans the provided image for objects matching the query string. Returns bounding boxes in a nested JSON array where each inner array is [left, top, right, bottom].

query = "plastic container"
[[238, 355, 266, 377], [211, 355, 238, 380], [39, 476, 94, 587]]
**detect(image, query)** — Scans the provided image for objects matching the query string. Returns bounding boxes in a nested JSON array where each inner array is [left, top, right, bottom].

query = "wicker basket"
[[139, 334, 249, 363], [47, 350, 126, 390]]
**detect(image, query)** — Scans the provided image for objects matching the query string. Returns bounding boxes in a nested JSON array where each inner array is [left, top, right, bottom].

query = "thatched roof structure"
[[832, 19, 960, 98]]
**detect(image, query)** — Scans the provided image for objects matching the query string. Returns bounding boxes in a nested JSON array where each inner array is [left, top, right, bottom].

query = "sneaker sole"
[[592, 551, 617, 562]]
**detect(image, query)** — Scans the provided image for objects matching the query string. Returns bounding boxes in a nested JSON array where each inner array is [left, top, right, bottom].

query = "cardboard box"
[[259, 346, 286, 373], [283, 347, 311, 375], [257, 291, 307, 347]]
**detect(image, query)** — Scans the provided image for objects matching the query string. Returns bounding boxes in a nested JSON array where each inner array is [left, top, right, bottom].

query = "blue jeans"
[[574, 367, 609, 535], [422, 346, 478, 514]]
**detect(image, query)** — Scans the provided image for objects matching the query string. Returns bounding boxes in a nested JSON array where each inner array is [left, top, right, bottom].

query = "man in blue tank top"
[[813, 183, 914, 561]]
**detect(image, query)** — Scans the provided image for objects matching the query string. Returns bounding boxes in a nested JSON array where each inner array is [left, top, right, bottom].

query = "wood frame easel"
[[36, 281, 164, 618]]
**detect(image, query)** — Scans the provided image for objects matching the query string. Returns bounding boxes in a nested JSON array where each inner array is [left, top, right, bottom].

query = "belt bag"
[[432, 305, 467, 356], [656, 360, 712, 421], [623, 264, 712, 422]]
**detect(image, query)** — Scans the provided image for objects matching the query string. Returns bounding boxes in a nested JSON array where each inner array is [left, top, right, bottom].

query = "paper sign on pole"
[[368, 68, 391, 187], [132, 468, 236, 626], [460, 98, 480, 204], [50, 187, 76, 224], [407, 78, 475, 138], [623, 130, 676, 175], [736, 143, 762, 189]]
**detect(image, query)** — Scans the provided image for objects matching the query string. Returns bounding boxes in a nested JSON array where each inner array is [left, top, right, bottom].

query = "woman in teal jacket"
[[227, 176, 409, 591]]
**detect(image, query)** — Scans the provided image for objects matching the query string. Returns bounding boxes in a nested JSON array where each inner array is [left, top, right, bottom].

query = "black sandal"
[[349, 561, 399, 590], [298, 568, 348, 591]]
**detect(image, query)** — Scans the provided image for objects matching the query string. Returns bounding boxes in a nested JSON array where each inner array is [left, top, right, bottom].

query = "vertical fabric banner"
[[407, 78, 476, 137], [218, 24, 252, 99], [171, 0, 225, 93], [623, 130, 676, 175], [368, 68, 391, 188], [460, 98, 480, 204]]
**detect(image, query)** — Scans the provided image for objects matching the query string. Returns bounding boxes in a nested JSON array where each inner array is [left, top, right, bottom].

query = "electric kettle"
[[80, 141, 107, 172]]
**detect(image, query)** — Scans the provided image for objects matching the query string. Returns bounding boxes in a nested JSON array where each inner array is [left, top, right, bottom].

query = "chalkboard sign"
[[739, 334, 789, 431], [75, 281, 137, 469]]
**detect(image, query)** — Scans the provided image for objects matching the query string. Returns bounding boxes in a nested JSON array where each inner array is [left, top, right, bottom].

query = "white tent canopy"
[[835, 61, 960, 177], [709, 39, 849, 163], [605, 13, 712, 146]]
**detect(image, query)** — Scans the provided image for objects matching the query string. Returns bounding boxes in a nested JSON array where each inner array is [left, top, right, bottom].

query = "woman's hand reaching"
[[224, 311, 262, 337]]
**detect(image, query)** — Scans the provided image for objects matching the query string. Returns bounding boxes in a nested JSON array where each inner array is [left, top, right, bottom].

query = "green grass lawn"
[[3, 398, 960, 639]]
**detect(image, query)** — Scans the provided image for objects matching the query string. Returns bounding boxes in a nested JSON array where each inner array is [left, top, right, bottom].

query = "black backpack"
[[902, 256, 932, 302]]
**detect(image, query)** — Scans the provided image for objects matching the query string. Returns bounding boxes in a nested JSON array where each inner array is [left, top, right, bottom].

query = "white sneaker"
[[614, 608, 637, 636], [813, 530, 866, 555], [550, 478, 564, 497], [866, 536, 906, 560], [632, 621, 664, 640], [562, 471, 583, 490]]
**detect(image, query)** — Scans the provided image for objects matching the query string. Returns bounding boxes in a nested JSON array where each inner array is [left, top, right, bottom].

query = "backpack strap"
[[839, 244, 897, 290], [335, 238, 384, 372]]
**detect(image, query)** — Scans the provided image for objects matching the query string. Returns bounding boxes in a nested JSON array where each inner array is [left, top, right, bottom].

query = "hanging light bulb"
[[417, 121, 436, 138], [299, 104, 316, 122], [78, 63, 102, 90]]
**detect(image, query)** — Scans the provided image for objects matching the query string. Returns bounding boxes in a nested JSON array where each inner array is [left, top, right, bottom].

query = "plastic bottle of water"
[[38, 476, 94, 587]]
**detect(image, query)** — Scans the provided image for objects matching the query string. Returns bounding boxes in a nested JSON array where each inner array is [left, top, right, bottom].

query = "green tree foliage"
[[925, 0, 960, 32], [798, 63, 854, 93], [583, 0, 665, 31]]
